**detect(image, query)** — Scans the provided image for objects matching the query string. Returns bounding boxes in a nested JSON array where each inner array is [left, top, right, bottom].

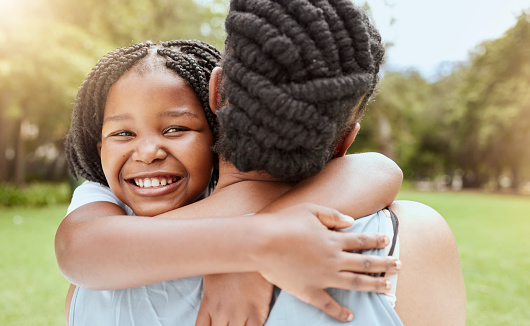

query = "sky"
[[364, 0, 530, 79]]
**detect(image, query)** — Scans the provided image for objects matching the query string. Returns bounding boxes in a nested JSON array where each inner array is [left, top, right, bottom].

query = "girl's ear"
[[335, 123, 361, 158], [97, 142, 102, 157], [209, 67, 223, 115]]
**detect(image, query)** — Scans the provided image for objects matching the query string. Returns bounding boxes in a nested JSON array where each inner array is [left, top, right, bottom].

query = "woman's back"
[[200, 168, 465, 325]]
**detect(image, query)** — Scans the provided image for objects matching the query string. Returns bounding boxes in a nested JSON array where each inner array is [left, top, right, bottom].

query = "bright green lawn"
[[397, 190, 530, 326], [1, 191, 529, 325], [0, 205, 70, 326]]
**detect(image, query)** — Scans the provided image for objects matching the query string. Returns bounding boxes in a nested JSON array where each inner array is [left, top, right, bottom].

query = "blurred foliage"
[[0, 1, 529, 192], [46, 0, 227, 49], [354, 10, 530, 190], [0, 182, 71, 207], [0, 0, 227, 186]]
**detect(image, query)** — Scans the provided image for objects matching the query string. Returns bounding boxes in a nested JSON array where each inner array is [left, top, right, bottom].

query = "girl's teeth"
[[135, 177, 177, 188]]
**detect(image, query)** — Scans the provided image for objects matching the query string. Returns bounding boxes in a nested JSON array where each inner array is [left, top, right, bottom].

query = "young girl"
[[58, 39, 403, 325]]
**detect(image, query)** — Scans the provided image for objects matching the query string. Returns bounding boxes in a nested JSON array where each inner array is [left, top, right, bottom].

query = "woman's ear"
[[97, 142, 102, 157], [209, 67, 223, 114], [335, 123, 360, 158]]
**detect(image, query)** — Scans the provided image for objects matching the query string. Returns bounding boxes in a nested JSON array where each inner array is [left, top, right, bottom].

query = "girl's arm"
[[260, 152, 402, 217], [56, 202, 394, 289], [57, 152, 401, 322], [57, 203, 394, 320]]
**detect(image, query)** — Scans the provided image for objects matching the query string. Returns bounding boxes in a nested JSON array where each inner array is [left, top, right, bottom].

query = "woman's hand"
[[195, 273, 273, 326], [253, 203, 401, 322]]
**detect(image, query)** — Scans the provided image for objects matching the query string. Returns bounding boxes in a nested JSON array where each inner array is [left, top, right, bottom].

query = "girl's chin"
[[130, 202, 182, 217]]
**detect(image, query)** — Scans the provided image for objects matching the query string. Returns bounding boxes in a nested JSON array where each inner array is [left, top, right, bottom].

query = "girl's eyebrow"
[[160, 108, 200, 119], [102, 113, 132, 124], [102, 109, 199, 124]]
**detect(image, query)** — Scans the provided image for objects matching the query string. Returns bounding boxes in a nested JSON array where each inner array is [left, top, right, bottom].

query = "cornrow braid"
[[214, 0, 385, 183], [65, 40, 221, 186]]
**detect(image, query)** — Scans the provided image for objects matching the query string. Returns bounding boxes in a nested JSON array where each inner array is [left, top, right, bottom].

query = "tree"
[[47, 0, 228, 48], [354, 70, 443, 179], [454, 11, 530, 189], [0, 11, 110, 184], [355, 9, 530, 190]]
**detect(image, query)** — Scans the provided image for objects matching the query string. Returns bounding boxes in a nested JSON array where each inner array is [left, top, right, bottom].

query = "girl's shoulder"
[[67, 181, 134, 216]]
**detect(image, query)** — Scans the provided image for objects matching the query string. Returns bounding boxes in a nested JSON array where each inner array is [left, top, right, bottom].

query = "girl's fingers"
[[307, 203, 355, 229], [340, 232, 390, 250], [305, 290, 354, 322], [334, 272, 392, 294], [194, 307, 211, 326], [339, 252, 402, 274]]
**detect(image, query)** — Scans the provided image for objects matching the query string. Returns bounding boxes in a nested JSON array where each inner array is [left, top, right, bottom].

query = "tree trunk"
[[375, 112, 396, 160], [510, 165, 520, 191], [14, 118, 26, 186], [0, 94, 8, 182], [52, 151, 68, 181], [462, 169, 488, 188]]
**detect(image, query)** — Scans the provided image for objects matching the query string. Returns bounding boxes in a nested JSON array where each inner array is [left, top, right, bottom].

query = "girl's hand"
[[195, 273, 273, 326], [254, 203, 401, 322]]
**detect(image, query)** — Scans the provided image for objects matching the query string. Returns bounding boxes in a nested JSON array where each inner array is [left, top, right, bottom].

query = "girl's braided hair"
[[65, 40, 221, 186], [214, 0, 385, 182]]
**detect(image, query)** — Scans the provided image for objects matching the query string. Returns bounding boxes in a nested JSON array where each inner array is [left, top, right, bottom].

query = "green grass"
[[0, 204, 70, 326], [1, 191, 529, 325], [397, 190, 530, 326]]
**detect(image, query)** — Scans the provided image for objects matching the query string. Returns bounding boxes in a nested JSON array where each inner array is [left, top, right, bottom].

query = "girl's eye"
[[164, 126, 190, 134], [111, 131, 135, 137]]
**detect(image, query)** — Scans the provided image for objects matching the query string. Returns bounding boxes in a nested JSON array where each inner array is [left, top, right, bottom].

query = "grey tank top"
[[69, 210, 403, 326]]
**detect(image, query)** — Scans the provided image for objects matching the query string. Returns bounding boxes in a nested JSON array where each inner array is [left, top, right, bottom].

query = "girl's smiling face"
[[98, 69, 214, 216]]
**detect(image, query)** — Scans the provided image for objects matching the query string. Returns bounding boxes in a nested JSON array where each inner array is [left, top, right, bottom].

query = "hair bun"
[[215, 0, 384, 182]]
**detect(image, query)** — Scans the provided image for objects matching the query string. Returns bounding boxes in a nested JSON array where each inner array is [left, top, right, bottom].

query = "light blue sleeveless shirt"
[[68, 208, 403, 326]]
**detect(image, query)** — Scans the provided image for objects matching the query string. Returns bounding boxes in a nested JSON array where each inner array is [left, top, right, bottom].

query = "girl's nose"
[[132, 138, 168, 164]]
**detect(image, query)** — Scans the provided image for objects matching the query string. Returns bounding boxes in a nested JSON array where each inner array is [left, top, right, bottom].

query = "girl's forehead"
[[104, 70, 205, 119], [119, 66, 186, 88]]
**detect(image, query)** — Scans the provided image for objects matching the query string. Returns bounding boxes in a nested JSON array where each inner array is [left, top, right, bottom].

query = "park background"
[[0, 0, 529, 325]]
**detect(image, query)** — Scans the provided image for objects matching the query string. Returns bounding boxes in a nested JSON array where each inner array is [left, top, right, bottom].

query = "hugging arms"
[[57, 0, 465, 325], [58, 154, 404, 323]]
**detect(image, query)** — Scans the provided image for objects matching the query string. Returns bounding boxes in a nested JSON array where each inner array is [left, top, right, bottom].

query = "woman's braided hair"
[[65, 40, 221, 186], [214, 0, 385, 183]]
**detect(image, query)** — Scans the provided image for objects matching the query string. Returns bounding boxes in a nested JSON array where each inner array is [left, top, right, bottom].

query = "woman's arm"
[[260, 152, 402, 217], [391, 200, 466, 325]]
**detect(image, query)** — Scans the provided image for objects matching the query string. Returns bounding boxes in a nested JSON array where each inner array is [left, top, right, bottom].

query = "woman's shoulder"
[[389, 200, 453, 239], [389, 200, 466, 326]]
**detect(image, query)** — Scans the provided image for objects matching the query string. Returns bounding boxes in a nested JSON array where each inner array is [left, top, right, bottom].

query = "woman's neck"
[[209, 160, 293, 213], [166, 160, 293, 218], [215, 160, 284, 189]]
